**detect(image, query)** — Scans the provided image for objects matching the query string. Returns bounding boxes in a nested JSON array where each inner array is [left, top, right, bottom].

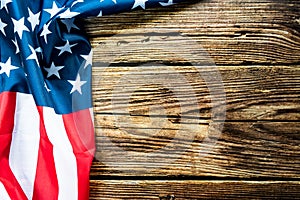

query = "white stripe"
[[89, 108, 94, 125], [0, 181, 11, 200], [43, 107, 78, 200], [9, 93, 40, 200]]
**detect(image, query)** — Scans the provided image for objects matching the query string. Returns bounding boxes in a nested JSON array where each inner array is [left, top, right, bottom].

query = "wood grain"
[[92, 66, 300, 121], [84, 0, 300, 65], [89, 180, 300, 199], [91, 122, 300, 177], [86, 0, 300, 198]]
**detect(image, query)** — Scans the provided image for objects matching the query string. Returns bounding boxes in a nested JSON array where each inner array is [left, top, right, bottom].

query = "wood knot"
[[159, 194, 175, 200]]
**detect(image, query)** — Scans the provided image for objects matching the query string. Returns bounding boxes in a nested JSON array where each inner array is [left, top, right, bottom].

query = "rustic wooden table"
[[85, 0, 300, 199]]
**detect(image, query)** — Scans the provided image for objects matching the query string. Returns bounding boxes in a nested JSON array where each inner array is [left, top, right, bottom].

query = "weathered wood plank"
[[87, 0, 300, 196], [91, 122, 300, 177], [89, 180, 300, 199], [92, 66, 300, 121], [85, 0, 300, 65]]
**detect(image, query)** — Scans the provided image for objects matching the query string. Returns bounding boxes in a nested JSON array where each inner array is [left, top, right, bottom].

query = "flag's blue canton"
[[0, 0, 183, 115]]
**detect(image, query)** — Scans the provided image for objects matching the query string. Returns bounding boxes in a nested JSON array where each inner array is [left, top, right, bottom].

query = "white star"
[[44, 2, 64, 19], [55, 40, 77, 56], [132, 0, 148, 9], [35, 47, 43, 59], [27, 8, 40, 31], [61, 18, 79, 32], [40, 22, 52, 43], [12, 17, 29, 39], [68, 74, 86, 95], [100, 0, 116, 3], [0, 0, 12, 12], [159, 0, 174, 6], [35, 47, 42, 53], [59, 8, 80, 19], [97, 10, 102, 17], [12, 38, 19, 54], [80, 50, 93, 69], [71, 0, 84, 7], [44, 62, 64, 78], [44, 82, 51, 92], [0, 19, 7, 36], [27, 45, 39, 64], [0, 57, 19, 77]]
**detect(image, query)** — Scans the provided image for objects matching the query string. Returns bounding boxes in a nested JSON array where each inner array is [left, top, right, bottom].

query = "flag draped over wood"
[[0, 0, 183, 199]]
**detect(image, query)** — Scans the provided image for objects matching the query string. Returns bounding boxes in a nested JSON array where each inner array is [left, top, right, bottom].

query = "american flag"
[[0, 0, 181, 199]]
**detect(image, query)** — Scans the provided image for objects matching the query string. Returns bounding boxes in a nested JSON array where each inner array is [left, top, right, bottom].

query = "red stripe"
[[32, 107, 59, 200], [63, 109, 95, 200], [0, 92, 27, 200]]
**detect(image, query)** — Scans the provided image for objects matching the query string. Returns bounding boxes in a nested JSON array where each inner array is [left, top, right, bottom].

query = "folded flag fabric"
[[0, 0, 184, 199]]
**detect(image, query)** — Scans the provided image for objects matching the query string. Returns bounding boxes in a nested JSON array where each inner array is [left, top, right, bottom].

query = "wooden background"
[[84, 0, 300, 199]]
